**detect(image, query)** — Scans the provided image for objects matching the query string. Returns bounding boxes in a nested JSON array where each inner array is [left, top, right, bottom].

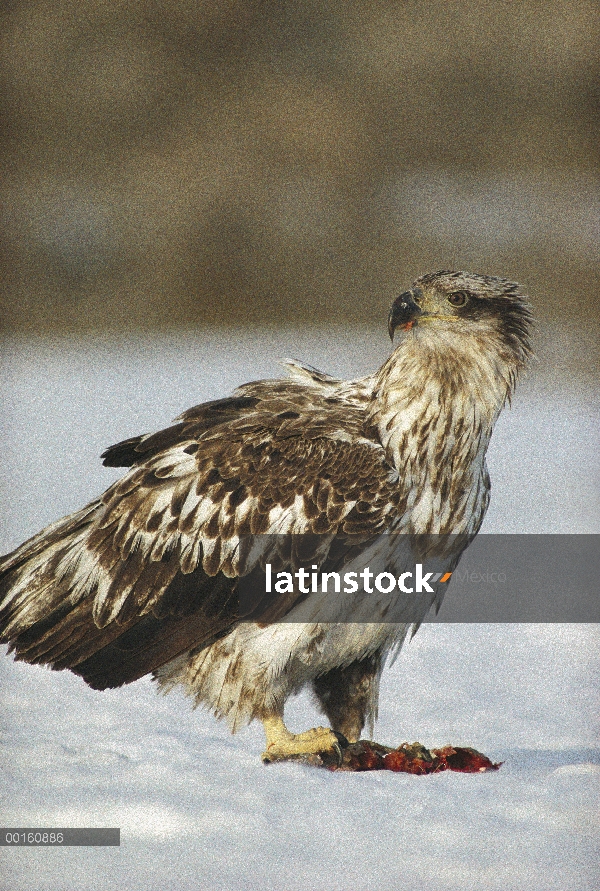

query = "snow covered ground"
[[1, 329, 598, 891]]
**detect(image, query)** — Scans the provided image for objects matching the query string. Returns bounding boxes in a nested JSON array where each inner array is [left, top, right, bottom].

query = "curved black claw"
[[332, 741, 343, 767]]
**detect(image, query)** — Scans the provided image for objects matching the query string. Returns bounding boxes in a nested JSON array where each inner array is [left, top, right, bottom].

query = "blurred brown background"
[[1, 0, 598, 333]]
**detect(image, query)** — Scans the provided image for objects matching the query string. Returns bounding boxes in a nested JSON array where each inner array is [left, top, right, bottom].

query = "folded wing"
[[0, 383, 403, 690]]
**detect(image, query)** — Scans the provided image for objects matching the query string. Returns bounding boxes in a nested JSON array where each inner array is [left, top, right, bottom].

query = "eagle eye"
[[448, 291, 469, 307]]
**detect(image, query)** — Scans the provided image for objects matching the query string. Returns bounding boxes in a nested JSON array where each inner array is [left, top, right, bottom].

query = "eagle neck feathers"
[[367, 330, 522, 535]]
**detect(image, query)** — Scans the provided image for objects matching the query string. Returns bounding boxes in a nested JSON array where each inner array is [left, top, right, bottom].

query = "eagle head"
[[388, 270, 533, 368]]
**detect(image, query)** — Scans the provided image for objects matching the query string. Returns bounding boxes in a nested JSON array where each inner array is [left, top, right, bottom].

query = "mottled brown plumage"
[[0, 271, 532, 757]]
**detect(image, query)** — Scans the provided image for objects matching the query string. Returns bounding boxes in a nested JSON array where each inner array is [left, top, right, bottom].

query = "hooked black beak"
[[388, 289, 422, 340]]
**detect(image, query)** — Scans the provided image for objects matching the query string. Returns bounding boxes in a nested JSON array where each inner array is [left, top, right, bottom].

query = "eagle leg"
[[261, 715, 345, 764], [312, 655, 382, 743]]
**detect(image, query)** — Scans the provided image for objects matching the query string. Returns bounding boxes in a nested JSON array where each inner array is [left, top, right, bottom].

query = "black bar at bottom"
[[0, 828, 120, 846]]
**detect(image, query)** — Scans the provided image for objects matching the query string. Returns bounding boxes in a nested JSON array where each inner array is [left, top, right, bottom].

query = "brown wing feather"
[[0, 382, 402, 689]]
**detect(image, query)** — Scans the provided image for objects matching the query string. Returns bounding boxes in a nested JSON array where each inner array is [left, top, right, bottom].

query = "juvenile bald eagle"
[[0, 272, 531, 761]]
